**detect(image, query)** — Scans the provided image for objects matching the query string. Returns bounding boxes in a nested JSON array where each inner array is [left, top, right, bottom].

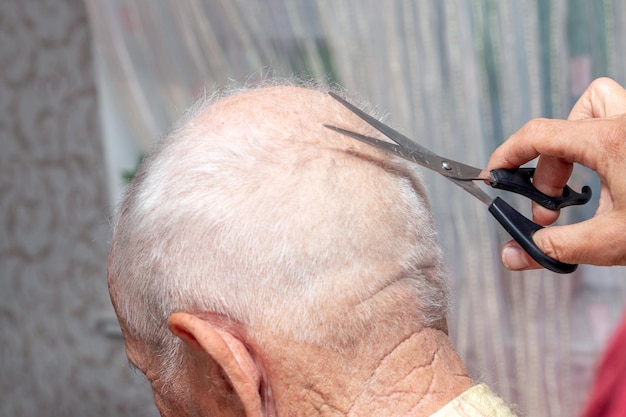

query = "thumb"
[[532, 214, 626, 266], [501, 213, 626, 270]]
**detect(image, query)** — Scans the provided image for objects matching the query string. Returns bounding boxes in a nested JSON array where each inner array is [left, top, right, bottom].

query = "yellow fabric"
[[430, 384, 518, 417]]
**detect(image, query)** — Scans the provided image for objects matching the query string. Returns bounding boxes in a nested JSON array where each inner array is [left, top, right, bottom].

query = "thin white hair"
[[108, 79, 449, 381]]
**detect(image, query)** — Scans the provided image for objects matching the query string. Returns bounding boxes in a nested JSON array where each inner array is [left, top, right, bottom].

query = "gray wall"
[[0, 1, 156, 415]]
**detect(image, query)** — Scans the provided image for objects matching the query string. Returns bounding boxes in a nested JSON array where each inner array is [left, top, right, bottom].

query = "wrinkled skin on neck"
[[257, 319, 472, 416]]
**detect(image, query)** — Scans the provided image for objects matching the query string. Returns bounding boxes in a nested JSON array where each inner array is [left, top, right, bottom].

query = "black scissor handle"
[[490, 168, 592, 211], [488, 197, 577, 274]]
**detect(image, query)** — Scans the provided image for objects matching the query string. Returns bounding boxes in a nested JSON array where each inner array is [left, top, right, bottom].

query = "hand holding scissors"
[[325, 92, 592, 274], [487, 78, 626, 270]]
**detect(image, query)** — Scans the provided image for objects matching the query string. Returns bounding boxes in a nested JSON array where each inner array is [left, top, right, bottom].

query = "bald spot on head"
[[110, 84, 445, 360], [201, 87, 427, 313]]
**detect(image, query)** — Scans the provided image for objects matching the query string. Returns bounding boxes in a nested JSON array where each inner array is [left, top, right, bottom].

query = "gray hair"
[[108, 80, 449, 380]]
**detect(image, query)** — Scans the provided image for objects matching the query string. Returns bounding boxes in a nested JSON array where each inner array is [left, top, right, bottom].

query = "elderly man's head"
[[108, 83, 455, 416]]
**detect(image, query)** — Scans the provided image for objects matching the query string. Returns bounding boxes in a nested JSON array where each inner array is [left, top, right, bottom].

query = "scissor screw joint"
[[441, 161, 452, 171]]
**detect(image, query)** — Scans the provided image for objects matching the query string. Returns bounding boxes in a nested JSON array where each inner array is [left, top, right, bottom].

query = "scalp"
[[109, 82, 447, 377]]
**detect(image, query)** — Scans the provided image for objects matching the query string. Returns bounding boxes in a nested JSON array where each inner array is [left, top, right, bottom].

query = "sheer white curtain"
[[86, 1, 626, 416]]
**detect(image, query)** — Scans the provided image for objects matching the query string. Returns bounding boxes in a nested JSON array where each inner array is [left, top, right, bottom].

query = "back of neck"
[[260, 324, 473, 417]]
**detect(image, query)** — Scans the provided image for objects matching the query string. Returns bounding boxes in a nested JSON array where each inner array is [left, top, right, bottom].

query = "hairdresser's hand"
[[487, 77, 626, 270]]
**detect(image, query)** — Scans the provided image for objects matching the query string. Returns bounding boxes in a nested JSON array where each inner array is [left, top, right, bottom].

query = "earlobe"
[[168, 312, 265, 417]]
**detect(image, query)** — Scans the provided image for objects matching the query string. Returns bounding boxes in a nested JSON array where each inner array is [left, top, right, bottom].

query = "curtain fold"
[[85, 1, 626, 416]]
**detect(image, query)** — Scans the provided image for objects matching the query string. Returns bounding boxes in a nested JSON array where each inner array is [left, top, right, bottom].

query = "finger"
[[488, 78, 626, 173], [487, 117, 611, 174], [529, 155, 573, 226], [531, 204, 560, 227], [569, 77, 626, 120]]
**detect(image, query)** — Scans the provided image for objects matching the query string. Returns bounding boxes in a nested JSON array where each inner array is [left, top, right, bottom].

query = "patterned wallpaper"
[[0, 0, 157, 415]]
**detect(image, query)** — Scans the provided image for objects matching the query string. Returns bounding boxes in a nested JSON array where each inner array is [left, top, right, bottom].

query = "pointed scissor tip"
[[323, 124, 343, 133]]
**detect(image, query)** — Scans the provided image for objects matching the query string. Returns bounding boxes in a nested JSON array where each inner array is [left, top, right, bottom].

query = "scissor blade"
[[327, 92, 489, 181], [449, 178, 494, 206], [445, 161, 489, 181], [324, 125, 434, 167], [328, 92, 437, 157], [327, 121, 494, 204], [325, 124, 488, 181]]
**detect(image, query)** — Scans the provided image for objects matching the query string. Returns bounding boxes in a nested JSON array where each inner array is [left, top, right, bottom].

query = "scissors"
[[324, 92, 592, 274]]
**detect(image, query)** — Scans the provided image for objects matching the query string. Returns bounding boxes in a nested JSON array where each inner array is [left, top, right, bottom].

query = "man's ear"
[[168, 312, 264, 417]]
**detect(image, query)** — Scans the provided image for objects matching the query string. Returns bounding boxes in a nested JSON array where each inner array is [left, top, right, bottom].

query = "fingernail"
[[502, 246, 530, 270]]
